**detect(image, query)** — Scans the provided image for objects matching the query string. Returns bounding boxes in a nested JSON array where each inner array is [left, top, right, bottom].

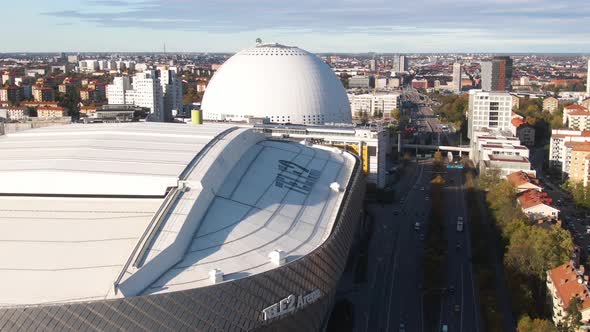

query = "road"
[[439, 167, 480, 332], [358, 162, 481, 332], [363, 160, 431, 332]]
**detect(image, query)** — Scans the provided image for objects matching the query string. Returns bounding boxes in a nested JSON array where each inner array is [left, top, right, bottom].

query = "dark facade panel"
[[0, 159, 365, 332]]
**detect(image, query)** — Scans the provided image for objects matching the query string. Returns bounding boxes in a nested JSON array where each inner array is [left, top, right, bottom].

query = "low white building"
[[348, 93, 400, 118]]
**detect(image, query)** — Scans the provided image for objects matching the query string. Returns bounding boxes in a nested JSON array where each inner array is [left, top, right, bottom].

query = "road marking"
[[386, 162, 425, 332], [457, 170, 480, 332], [461, 263, 464, 332]]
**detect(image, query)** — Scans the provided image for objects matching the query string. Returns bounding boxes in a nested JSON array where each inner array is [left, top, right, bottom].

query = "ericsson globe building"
[[201, 43, 352, 125]]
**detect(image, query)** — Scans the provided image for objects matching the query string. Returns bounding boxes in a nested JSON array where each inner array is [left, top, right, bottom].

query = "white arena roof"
[[0, 123, 357, 306], [201, 43, 352, 125]]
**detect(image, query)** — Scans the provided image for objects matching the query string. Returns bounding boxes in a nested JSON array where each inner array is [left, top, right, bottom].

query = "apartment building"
[[37, 106, 67, 118], [550, 129, 590, 174], [547, 262, 590, 329], [0, 86, 23, 104], [0, 106, 29, 121], [543, 97, 559, 113], [32, 86, 55, 102], [510, 115, 535, 146], [566, 110, 590, 131], [107, 71, 165, 121], [569, 143, 590, 185]]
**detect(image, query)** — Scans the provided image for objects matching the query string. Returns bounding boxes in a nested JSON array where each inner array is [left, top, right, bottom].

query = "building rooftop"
[[0, 123, 356, 306], [548, 262, 590, 311], [565, 104, 588, 111], [517, 189, 555, 210], [506, 171, 538, 188]]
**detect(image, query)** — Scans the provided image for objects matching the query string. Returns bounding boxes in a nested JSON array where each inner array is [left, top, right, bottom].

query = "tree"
[[478, 167, 502, 190], [391, 108, 401, 121], [561, 297, 583, 332], [518, 315, 556, 332]]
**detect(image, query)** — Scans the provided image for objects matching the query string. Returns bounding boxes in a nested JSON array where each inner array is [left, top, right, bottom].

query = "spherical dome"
[[201, 43, 352, 125]]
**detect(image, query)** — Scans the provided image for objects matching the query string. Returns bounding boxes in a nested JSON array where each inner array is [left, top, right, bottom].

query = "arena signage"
[[275, 160, 321, 195], [262, 289, 321, 321]]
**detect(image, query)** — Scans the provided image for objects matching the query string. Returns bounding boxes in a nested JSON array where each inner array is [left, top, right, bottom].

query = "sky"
[[4, 0, 590, 53]]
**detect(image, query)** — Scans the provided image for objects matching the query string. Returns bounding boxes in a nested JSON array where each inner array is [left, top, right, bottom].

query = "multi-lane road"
[[365, 160, 431, 332], [359, 161, 480, 332], [440, 167, 481, 332]]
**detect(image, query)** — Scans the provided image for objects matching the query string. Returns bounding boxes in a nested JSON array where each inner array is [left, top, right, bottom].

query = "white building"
[[107, 71, 165, 121], [79, 60, 99, 73], [158, 67, 183, 121], [348, 93, 400, 118], [549, 129, 590, 174], [107, 77, 132, 105], [394, 55, 408, 73], [471, 132, 533, 176], [201, 43, 352, 125], [587, 58, 590, 97], [452, 62, 462, 94], [467, 90, 513, 140]]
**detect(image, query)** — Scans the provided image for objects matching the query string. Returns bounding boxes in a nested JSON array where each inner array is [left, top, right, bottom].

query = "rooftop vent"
[[269, 250, 287, 266], [209, 269, 224, 284], [330, 182, 342, 192]]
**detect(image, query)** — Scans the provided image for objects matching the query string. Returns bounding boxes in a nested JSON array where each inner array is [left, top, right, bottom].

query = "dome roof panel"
[[201, 44, 352, 125]]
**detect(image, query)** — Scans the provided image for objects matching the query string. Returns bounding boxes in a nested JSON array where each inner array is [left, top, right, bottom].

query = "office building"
[[480, 56, 513, 91], [201, 43, 352, 125], [467, 90, 513, 139], [452, 62, 462, 94], [0, 123, 364, 331]]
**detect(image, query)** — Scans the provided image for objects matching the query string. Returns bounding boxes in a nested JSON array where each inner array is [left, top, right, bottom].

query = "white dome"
[[201, 43, 352, 125]]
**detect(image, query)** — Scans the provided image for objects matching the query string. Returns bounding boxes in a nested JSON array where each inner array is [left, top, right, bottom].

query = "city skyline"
[[5, 0, 590, 53]]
